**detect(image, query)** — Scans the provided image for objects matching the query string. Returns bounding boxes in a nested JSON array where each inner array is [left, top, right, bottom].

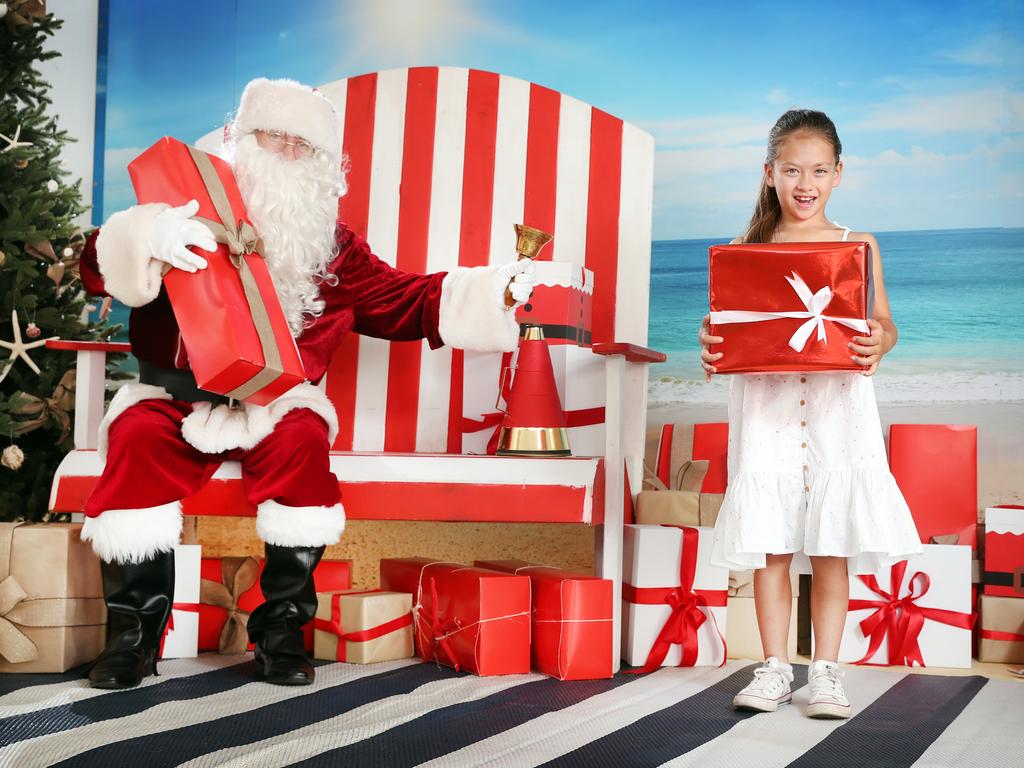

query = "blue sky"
[[101, 0, 1023, 239]]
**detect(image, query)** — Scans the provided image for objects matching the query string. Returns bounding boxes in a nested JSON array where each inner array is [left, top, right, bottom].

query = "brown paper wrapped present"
[[313, 589, 414, 664], [726, 596, 798, 661], [636, 460, 724, 527], [978, 594, 1024, 663], [0, 523, 106, 673]]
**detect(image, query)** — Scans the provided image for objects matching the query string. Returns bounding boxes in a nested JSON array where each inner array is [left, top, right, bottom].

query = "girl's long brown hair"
[[742, 109, 842, 244]]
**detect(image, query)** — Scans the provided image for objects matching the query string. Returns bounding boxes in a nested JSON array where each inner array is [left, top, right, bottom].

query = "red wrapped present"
[[889, 424, 978, 548], [198, 556, 351, 653], [474, 559, 612, 680], [379, 558, 531, 675], [708, 241, 871, 373], [128, 137, 304, 405], [984, 506, 1024, 597]]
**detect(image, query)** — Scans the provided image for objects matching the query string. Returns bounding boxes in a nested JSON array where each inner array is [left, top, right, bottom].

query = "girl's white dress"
[[710, 229, 923, 575]]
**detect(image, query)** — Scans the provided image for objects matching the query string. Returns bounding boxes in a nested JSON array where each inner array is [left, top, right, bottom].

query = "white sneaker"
[[732, 657, 794, 712], [806, 660, 852, 719]]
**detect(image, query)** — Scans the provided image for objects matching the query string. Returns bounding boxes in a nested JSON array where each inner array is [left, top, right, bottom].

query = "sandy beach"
[[647, 399, 1023, 511]]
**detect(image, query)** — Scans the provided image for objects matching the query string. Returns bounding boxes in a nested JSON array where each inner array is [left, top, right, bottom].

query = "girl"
[[699, 109, 922, 719]]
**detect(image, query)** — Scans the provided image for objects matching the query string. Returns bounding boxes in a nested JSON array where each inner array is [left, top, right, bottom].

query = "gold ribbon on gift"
[[0, 523, 106, 664], [199, 556, 261, 654], [10, 369, 76, 444], [184, 145, 287, 401], [635, 460, 725, 528]]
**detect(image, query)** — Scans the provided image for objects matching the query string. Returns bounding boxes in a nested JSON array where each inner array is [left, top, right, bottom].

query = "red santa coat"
[[77, 209, 520, 563]]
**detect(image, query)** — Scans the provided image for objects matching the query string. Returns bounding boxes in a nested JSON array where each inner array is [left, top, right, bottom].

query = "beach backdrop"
[[94, 0, 1023, 511]]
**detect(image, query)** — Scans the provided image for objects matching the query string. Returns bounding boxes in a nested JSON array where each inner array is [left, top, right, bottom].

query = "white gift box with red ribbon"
[[160, 544, 202, 659], [622, 524, 729, 669], [820, 544, 973, 668]]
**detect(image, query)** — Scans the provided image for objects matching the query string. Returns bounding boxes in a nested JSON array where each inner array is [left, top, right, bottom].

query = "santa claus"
[[79, 78, 535, 688]]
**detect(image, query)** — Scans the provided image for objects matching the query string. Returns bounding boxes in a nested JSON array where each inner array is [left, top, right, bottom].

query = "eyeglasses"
[[254, 129, 317, 158]]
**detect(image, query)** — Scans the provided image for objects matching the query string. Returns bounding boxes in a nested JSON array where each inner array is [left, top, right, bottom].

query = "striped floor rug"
[[1, 657, 1020, 767]]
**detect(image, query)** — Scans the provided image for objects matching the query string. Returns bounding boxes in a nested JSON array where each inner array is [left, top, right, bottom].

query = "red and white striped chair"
[[49, 67, 664, 670]]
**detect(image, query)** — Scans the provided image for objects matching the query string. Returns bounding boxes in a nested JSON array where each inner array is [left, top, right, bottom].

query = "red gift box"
[[128, 137, 305, 405], [379, 558, 531, 675], [198, 557, 351, 653], [474, 559, 612, 680], [514, 262, 593, 347], [889, 424, 978, 548], [708, 241, 871, 373], [984, 506, 1024, 597]]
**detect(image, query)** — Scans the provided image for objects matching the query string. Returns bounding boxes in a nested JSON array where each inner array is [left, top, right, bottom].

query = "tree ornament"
[[1, 445, 24, 471], [46, 179, 58, 192], [0, 309, 59, 384], [0, 4, 8, 20], [62, 246, 73, 258], [0, 250, 5, 267], [25, 322, 41, 338], [0, 124, 32, 153], [14, 158, 28, 169]]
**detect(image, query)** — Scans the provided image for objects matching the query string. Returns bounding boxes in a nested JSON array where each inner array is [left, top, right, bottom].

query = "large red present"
[[198, 556, 351, 653], [379, 558, 531, 675], [984, 506, 1024, 597], [708, 241, 871, 373], [474, 559, 612, 680], [128, 137, 304, 405], [889, 424, 978, 548]]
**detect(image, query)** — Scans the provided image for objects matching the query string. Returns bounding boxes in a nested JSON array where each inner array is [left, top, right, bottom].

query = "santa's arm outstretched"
[[297, 225, 532, 382]]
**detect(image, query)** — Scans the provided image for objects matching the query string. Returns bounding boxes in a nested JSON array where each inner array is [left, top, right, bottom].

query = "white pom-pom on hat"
[[234, 77, 343, 165]]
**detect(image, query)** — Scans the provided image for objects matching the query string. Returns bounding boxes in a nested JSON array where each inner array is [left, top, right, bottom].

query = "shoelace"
[[750, 665, 789, 693], [812, 666, 844, 698]]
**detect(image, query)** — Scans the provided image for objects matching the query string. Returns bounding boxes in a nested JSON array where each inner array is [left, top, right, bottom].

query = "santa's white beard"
[[232, 133, 345, 336]]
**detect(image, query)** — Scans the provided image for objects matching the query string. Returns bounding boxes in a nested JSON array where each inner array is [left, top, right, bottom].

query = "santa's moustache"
[[233, 133, 344, 336]]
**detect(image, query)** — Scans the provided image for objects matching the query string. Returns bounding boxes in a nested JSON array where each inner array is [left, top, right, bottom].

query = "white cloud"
[[333, 0, 534, 70], [942, 34, 1008, 67], [766, 87, 790, 105], [850, 88, 1020, 134], [640, 114, 770, 149]]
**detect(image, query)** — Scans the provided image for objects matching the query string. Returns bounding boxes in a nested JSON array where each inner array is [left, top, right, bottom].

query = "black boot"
[[88, 551, 175, 689], [248, 543, 325, 685]]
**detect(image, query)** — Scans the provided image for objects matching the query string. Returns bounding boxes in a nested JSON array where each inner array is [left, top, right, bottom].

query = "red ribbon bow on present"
[[624, 526, 727, 673], [313, 591, 413, 662], [849, 560, 975, 667]]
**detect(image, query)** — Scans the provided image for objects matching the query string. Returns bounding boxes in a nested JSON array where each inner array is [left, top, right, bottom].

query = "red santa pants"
[[85, 399, 341, 516]]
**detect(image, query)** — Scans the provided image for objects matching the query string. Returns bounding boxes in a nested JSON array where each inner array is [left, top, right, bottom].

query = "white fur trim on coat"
[[180, 383, 338, 454], [255, 499, 346, 547], [81, 502, 183, 564], [234, 78, 343, 165], [438, 265, 520, 352], [95, 203, 169, 307], [97, 382, 174, 461]]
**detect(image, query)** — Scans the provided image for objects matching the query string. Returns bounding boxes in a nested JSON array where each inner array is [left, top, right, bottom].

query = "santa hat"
[[234, 77, 343, 164]]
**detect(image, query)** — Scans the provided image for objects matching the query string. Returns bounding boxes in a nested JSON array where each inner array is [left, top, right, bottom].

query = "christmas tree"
[[0, 3, 123, 521]]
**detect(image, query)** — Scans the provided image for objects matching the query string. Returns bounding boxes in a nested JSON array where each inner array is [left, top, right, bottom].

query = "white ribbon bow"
[[710, 272, 868, 352]]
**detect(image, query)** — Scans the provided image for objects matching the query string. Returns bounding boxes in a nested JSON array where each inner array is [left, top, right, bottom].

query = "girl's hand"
[[699, 314, 724, 381], [849, 319, 885, 376]]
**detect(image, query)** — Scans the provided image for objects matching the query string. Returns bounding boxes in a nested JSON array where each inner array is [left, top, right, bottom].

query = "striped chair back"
[[211, 67, 655, 454]]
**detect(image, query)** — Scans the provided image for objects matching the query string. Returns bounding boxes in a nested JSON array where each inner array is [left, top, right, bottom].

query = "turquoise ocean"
[[107, 228, 1024, 404], [648, 228, 1024, 404]]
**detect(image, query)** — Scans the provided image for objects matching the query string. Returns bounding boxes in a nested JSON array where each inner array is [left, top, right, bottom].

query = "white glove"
[[497, 258, 537, 307], [148, 199, 217, 273]]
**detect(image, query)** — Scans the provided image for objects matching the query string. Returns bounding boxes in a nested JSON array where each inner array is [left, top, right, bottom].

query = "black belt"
[[138, 361, 230, 405]]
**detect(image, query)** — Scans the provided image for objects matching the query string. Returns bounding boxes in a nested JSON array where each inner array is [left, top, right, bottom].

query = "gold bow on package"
[[635, 460, 724, 528], [0, 522, 106, 673]]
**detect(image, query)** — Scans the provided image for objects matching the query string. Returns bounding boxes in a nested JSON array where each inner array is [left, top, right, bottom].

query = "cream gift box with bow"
[[708, 241, 872, 374], [0, 523, 106, 673]]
